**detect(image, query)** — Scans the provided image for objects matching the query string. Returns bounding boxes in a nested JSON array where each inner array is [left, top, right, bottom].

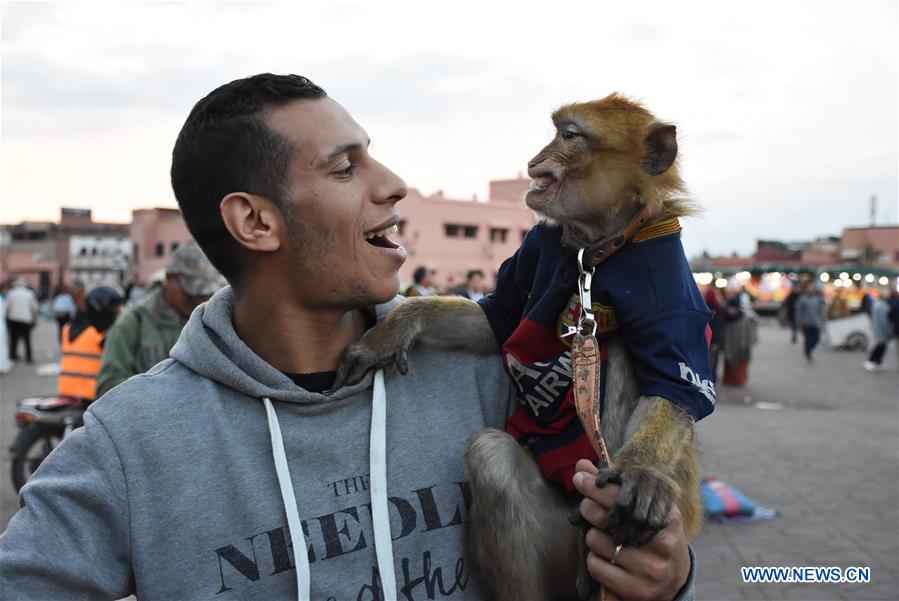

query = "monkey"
[[336, 93, 714, 600]]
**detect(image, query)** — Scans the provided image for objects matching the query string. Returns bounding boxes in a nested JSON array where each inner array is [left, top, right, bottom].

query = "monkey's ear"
[[642, 123, 678, 176]]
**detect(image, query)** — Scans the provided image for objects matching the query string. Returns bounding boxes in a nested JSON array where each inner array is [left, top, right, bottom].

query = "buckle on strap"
[[565, 249, 598, 337]]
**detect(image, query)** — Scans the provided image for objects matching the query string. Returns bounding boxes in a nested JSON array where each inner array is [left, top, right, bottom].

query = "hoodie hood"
[[170, 286, 400, 403]]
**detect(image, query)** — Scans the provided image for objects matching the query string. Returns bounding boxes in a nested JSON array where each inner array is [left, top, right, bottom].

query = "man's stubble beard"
[[282, 206, 372, 309]]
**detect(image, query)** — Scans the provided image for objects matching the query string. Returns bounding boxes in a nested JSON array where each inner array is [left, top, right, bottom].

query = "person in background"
[[57, 286, 125, 403], [703, 285, 725, 382], [0, 282, 11, 373], [5, 278, 39, 364], [95, 243, 224, 398], [458, 269, 485, 302], [860, 289, 872, 316], [783, 285, 801, 343], [864, 287, 893, 372], [125, 280, 147, 310], [722, 287, 757, 385], [889, 287, 899, 368], [795, 285, 826, 363], [51, 284, 78, 344], [404, 265, 434, 297]]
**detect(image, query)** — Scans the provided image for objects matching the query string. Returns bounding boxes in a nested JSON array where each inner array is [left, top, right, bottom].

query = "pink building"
[[130, 208, 193, 284], [395, 176, 537, 289], [840, 225, 899, 268]]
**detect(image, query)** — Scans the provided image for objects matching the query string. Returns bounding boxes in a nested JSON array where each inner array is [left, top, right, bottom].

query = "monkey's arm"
[[335, 296, 499, 387], [597, 396, 699, 547]]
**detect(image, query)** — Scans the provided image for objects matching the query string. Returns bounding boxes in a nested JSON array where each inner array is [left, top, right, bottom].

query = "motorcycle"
[[9, 396, 87, 491]]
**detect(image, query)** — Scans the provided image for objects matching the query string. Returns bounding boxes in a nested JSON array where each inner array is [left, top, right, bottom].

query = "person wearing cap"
[[95, 242, 224, 398]]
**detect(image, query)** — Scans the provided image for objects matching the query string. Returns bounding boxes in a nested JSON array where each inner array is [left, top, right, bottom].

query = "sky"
[[1, 0, 896, 260]]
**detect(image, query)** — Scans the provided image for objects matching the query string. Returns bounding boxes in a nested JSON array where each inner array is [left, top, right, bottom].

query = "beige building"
[[0, 208, 129, 298]]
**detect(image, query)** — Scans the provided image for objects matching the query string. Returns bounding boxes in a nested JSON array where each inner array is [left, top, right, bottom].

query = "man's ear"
[[220, 193, 282, 252], [642, 123, 678, 176]]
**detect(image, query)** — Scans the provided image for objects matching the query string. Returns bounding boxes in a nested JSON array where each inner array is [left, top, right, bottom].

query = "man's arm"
[[96, 312, 140, 398], [0, 411, 133, 599], [573, 459, 694, 601]]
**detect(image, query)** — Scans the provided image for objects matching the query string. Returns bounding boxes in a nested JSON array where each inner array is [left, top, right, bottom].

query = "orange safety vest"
[[58, 323, 104, 401]]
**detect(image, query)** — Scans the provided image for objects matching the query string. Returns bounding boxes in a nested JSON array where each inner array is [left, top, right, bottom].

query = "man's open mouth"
[[364, 223, 400, 249]]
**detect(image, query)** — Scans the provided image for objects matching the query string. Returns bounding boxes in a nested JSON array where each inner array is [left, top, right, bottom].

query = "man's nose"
[[372, 161, 407, 205]]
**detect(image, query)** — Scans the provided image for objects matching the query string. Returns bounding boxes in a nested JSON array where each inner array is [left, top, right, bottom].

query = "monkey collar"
[[580, 203, 660, 268]]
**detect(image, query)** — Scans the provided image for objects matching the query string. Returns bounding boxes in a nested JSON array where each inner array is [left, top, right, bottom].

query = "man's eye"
[[334, 162, 356, 177]]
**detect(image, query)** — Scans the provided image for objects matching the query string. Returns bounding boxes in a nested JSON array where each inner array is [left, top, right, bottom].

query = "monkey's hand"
[[596, 464, 678, 548], [597, 397, 693, 548], [335, 296, 498, 388]]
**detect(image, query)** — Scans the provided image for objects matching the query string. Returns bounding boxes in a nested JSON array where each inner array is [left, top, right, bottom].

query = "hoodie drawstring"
[[262, 368, 397, 601], [263, 396, 311, 601], [369, 369, 397, 600]]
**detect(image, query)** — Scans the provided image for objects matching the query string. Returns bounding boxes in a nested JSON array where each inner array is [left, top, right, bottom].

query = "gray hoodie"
[[0, 288, 515, 600], [1, 287, 697, 601]]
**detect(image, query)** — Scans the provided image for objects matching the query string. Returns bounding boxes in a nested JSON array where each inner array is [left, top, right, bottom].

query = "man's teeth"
[[364, 224, 399, 240]]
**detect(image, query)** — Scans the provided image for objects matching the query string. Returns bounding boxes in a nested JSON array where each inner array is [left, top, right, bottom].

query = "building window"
[[133, 244, 139, 264], [489, 228, 508, 243], [171, 242, 179, 253], [445, 224, 478, 239], [155, 243, 164, 257]]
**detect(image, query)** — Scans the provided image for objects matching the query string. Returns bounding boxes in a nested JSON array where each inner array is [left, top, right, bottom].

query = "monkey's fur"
[[337, 94, 706, 600]]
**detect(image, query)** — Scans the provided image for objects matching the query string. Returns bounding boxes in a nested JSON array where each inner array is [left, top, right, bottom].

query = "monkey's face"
[[525, 96, 678, 245]]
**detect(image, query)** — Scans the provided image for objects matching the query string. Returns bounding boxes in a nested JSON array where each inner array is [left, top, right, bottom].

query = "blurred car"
[[825, 312, 870, 351]]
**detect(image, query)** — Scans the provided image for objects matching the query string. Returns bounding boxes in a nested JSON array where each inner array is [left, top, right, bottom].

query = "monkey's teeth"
[[531, 175, 556, 190]]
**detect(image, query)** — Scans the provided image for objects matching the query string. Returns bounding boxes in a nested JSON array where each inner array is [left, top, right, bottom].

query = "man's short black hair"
[[171, 73, 327, 283], [466, 269, 484, 281]]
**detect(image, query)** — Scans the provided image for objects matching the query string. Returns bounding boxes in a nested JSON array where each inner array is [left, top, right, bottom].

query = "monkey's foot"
[[597, 466, 676, 547], [334, 339, 409, 388]]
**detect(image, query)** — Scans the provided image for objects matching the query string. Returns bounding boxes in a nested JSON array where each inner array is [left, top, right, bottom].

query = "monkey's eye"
[[561, 129, 582, 141]]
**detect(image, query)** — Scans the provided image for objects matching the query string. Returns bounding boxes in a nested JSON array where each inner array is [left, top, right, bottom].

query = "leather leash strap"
[[568, 205, 664, 601], [572, 332, 618, 601], [572, 332, 612, 467]]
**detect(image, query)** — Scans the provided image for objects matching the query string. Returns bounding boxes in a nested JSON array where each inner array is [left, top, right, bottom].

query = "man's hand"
[[572, 459, 691, 601]]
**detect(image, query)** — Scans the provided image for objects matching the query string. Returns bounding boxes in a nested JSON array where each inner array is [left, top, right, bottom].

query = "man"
[[783, 285, 800, 343], [795, 285, 825, 363], [95, 242, 224, 398], [864, 287, 893, 371], [57, 286, 125, 402], [405, 265, 434, 296], [889, 287, 899, 367], [0, 74, 693, 601], [4, 278, 38, 364], [457, 269, 485, 302]]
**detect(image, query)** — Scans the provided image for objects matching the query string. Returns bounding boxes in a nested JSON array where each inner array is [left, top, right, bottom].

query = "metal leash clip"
[[563, 249, 598, 338]]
